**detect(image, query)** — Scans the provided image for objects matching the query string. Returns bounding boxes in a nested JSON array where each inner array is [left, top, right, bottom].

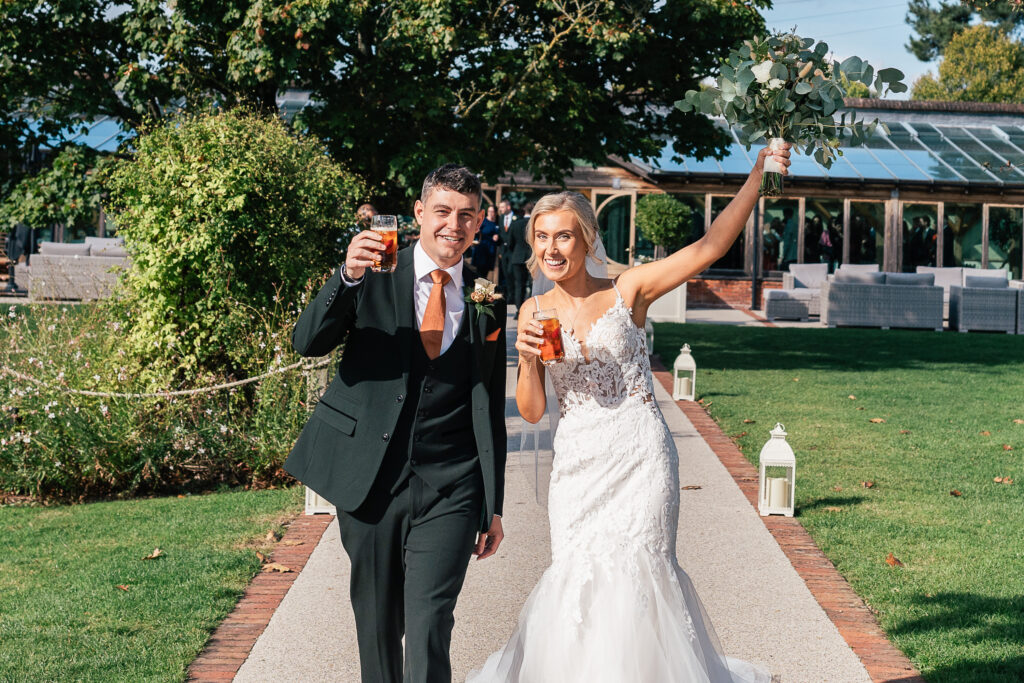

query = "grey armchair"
[[949, 273, 1017, 333]]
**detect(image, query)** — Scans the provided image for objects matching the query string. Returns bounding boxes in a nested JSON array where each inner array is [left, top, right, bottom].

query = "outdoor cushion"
[[833, 270, 885, 285], [38, 241, 90, 257], [837, 263, 880, 274], [885, 273, 935, 286], [964, 275, 1009, 289], [85, 236, 127, 256], [788, 263, 828, 288], [765, 288, 815, 301]]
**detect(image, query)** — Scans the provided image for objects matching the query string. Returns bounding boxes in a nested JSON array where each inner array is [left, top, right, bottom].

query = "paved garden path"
[[231, 314, 871, 683]]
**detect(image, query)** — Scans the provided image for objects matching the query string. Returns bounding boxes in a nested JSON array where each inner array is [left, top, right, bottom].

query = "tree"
[[1, 1, 769, 210], [910, 25, 1024, 102], [906, 0, 1021, 62], [635, 194, 692, 253]]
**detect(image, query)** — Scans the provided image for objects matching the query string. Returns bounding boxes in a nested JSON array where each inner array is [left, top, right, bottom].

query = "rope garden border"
[[0, 357, 333, 399]]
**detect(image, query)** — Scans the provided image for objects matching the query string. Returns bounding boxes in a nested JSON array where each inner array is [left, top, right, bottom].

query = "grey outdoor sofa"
[[765, 263, 829, 321], [949, 271, 1017, 333], [820, 270, 944, 331], [25, 237, 128, 301]]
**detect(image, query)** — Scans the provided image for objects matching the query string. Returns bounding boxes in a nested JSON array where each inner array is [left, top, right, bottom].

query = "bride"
[[468, 145, 789, 682]]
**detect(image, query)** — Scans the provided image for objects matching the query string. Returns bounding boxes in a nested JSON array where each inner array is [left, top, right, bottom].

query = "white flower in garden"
[[100, 404, 109, 416], [768, 78, 785, 90], [48, 413, 55, 419], [47, 324, 55, 332], [7, 307, 16, 319], [92, 375, 100, 382], [220, 424, 228, 434], [23, 435, 30, 444], [751, 60, 773, 83], [198, 447, 206, 454]]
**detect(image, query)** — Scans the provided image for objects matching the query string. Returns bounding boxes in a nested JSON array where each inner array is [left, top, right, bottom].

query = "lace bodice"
[[545, 291, 655, 418]]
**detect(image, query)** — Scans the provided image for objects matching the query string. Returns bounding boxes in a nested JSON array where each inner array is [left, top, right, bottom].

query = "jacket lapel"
[[393, 247, 416, 377], [463, 262, 487, 381]]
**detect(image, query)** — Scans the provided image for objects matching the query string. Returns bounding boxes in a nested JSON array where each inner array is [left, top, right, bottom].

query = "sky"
[[760, 0, 939, 98]]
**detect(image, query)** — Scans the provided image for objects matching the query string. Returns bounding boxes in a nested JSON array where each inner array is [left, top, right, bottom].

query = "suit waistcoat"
[[386, 313, 480, 494]]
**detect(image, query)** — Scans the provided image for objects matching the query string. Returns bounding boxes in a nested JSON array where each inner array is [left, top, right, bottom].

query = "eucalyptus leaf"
[[793, 82, 813, 95]]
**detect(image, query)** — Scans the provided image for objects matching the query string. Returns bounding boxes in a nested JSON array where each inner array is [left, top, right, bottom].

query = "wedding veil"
[[520, 234, 609, 505]]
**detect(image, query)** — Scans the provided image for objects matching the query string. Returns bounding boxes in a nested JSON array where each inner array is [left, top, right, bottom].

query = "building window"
[[943, 202, 983, 268], [849, 201, 885, 267], [901, 203, 939, 272], [709, 195, 744, 271], [988, 206, 1023, 279], [596, 194, 632, 266], [803, 198, 842, 271]]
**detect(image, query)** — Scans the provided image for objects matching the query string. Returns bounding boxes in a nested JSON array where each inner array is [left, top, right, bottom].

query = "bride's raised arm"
[[619, 144, 790, 313]]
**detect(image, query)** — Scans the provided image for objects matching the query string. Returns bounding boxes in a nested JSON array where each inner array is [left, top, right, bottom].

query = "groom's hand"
[[474, 515, 504, 560], [344, 230, 385, 280]]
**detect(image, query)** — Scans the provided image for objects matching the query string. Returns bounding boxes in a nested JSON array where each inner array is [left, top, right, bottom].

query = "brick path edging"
[[651, 360, 925, 683], [187, 513, 335, 682]]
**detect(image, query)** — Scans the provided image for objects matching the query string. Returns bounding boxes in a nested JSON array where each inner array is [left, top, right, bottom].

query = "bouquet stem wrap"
[[759, 137, 786, 198]]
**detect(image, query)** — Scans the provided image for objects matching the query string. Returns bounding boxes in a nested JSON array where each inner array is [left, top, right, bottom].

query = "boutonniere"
[[464, 278, 503, 319]]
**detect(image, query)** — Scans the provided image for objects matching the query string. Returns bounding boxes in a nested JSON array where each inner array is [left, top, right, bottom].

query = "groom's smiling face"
[[414, 188, 483, 269]]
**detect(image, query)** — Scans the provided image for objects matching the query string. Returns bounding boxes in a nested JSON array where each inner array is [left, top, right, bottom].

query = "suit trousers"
[[508, 263, 530, 311], [338, 467, 483, 683]]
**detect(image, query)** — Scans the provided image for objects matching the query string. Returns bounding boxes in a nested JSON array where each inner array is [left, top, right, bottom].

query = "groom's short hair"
[[421, 164, 482, 206]]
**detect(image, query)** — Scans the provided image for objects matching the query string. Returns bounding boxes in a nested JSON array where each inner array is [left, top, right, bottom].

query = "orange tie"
[[421, 269, 451, 359]]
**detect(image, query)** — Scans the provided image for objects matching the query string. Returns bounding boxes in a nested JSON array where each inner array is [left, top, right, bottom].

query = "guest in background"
[[496, 199, 517, 292], [780, 207, 797, 269], [473, 204, 501, 281], [505, 202, 534, 314]]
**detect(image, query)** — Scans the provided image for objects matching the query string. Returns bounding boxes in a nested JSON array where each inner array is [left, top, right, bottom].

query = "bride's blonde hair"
[[526, 192, 600, 277]]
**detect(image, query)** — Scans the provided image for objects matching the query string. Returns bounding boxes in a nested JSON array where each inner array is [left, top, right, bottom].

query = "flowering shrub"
[[0, 282, 335, 502], [104, 108, 365, 384]]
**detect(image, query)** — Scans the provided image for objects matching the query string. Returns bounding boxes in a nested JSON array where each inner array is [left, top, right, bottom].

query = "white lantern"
[[672, 344, 696, 401], [644, 320, 654, 353], [758, 423, 796, 517], [305, 487, 337, 515]]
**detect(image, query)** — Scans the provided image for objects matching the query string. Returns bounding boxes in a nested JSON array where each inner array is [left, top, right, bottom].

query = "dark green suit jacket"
[[284, 247, 507, 531]]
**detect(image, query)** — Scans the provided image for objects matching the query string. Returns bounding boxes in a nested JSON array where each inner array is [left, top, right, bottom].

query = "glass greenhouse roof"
[[25, 117, 130, 152], [651, 121, 1024, 186]]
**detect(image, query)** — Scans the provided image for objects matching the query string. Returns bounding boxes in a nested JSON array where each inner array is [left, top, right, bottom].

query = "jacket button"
[[396, 395, 404, 402], [382, 433, 390, 441]]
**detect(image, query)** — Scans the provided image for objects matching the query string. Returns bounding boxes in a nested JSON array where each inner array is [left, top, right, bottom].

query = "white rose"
[[751, 60, 773, 84], [767, 78, 785, 90]]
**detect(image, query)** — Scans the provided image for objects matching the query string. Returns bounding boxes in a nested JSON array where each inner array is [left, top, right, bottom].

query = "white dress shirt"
[[339, 243, 465, 356], [412, 241, 465, 356]]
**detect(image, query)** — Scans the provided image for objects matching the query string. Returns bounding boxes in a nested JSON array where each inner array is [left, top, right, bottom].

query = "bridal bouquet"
[[676, 32, 907, 196]]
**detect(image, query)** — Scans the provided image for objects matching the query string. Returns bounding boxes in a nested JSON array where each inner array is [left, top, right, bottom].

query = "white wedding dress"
[[468, 283, 773, 682]]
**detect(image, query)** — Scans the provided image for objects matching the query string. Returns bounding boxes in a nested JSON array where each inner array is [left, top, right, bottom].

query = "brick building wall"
[[688, 276, 782, 310]]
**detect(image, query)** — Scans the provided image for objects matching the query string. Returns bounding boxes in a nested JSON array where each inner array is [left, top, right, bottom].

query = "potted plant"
[[636, 194, 693, 260], [676, 31, 907, 197]]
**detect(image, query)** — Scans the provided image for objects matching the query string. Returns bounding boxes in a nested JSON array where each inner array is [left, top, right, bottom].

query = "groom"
[[285, 164, 507, 683]]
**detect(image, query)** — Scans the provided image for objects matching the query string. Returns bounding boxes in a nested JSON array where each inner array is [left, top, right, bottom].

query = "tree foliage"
[[906, 0, 1022, 62], [104, 109, 365, 382], [910, 24, 1024, 102], [1, 1, 769, 208], [635, 194, 692, 252], [0, 145, 111, 237]]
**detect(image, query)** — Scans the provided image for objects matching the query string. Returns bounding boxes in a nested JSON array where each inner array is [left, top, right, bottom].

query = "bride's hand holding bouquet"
[[677, 31, 907, 197]]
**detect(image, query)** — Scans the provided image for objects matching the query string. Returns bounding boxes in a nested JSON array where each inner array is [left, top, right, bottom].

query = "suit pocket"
[[312, 399, 357, 436]]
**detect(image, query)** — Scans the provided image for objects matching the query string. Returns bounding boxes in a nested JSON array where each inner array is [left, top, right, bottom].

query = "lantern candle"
[[767, 476, 789, 508], [679, 377, 692, 399]]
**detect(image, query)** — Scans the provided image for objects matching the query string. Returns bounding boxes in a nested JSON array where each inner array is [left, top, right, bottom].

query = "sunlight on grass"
[[655, 324, 1024, 682], [0, 487, 302, 682]]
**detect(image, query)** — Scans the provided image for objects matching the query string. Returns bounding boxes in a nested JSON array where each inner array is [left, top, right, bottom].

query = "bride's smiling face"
[[533, 211, 588, 282]]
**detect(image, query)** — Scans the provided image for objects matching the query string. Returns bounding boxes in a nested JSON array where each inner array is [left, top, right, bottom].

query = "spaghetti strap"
[[611, 278, 623, 300], [533, 295, 540, 311]]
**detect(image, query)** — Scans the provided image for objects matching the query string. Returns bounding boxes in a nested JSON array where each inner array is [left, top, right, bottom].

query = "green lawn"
[[0, 487, 302, 682], [654, 323, 1024, 682]]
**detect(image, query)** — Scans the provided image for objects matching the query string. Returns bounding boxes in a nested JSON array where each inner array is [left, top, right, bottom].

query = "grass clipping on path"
[[0, 487, 302, 682], [654, 323, 1024, 683]]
